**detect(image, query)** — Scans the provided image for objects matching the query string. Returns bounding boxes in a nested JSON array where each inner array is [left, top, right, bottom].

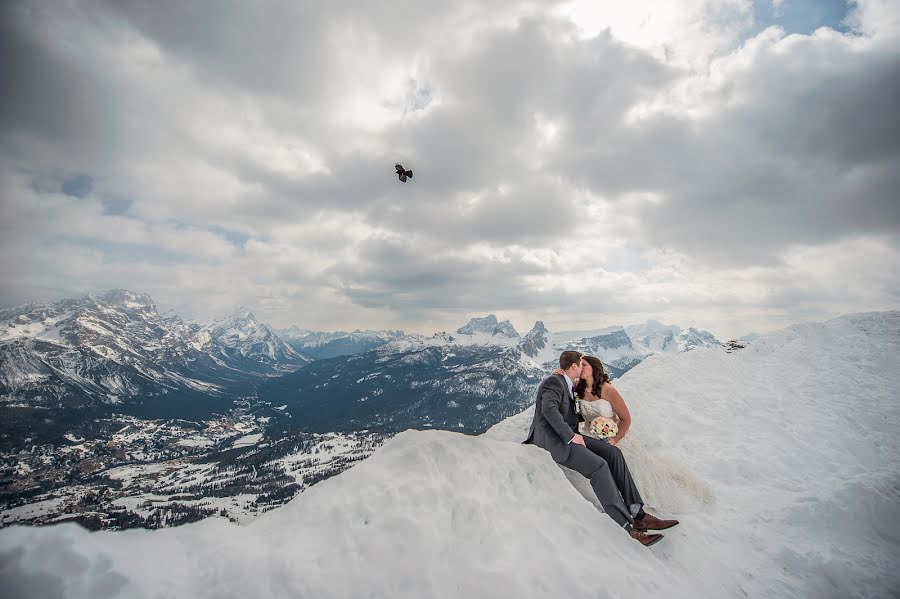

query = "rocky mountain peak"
[[520, 321, 548, 357], [92, 289, 156, 311], [492, 320, 519, 338], [456, 314, 498, 335]]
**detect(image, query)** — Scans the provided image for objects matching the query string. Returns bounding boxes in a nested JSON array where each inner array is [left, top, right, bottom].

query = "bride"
[[557, 355, 714, 516]]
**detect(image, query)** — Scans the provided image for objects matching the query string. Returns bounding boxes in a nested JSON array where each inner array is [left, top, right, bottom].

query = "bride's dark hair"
[[575, 355, 609, 398]]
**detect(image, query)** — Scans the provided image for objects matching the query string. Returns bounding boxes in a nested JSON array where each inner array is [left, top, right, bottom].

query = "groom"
[[524, 350, 665, 546]]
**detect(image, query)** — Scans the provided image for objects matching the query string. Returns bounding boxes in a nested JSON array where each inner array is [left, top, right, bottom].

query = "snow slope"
[[1, 311, 898, 598]]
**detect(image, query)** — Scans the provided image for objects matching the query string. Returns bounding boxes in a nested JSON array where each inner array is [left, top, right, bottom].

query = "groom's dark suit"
[[524, 374, 633, 527]]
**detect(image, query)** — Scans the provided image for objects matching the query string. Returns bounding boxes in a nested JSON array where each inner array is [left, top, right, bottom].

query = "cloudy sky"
[[2, 0, 898, 339]]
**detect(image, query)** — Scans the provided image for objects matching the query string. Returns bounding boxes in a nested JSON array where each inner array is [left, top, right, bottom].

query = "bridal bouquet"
[[589, 416, 618, 439]]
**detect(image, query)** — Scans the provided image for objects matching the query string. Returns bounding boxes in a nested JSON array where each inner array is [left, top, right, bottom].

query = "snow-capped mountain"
[[195, 309, 308, 375], [0, 291, 305, 415], [625, 320, 721, 354], [520, 321, 548, 358], [275, 327, 405, 360], [4, 311, 896, 598], [455, 314, 520, 339], [0, 290, 232, 410], [565, 328, 645, 378]]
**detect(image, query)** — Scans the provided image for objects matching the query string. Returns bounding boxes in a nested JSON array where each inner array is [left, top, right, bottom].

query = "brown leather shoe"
[[629, 528, 664, 547], [633, 512, 679, 531]]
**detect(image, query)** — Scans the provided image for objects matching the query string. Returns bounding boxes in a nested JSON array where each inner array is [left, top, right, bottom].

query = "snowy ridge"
[[0, 291, 309, 408], [195, 310, 308, 373], [276, 327, 404, 348], [1, 311, 897, 597], [376, 315, 719, 377], [275, 327, 405, 360]]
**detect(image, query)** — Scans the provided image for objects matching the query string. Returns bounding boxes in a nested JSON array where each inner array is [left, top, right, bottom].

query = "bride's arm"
[[602, 383, 631, 445]]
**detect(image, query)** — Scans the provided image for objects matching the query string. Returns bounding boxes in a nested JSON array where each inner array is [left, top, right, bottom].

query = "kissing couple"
[[524, 350, 679, 546]]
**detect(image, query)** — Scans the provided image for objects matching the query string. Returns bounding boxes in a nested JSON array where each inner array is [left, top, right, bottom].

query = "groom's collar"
[[561, 372, 575, 398]]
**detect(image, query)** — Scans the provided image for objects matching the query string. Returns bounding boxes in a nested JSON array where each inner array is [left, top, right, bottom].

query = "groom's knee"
[[588, 460, 610, 480], [607, 445, 624, 462]]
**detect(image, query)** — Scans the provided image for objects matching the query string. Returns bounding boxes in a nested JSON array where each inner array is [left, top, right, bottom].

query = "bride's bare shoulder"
[[600, 381, 619, 395]]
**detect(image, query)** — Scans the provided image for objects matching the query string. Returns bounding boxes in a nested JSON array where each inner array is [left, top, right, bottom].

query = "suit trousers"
[[584, 436, 645, 519], [560, 443, 633, 527]]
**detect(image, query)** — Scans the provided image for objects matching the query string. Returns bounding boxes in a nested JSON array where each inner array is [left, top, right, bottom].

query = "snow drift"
[[1, 311, 898, 598]]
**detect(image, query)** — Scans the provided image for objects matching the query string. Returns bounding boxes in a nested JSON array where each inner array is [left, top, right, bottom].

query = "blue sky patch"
[[100, 195, 134, 215], [61, 173, 94, 198], [207, 225, 250, 248], [751, 0, 852, 36]]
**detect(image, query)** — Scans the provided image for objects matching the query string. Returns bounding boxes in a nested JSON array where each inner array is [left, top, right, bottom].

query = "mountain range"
[[0, 291, 722, 449], [274, 327, 406, 360]]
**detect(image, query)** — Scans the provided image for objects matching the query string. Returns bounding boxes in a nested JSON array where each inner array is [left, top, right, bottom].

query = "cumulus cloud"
[[1, 0, 898, 338]]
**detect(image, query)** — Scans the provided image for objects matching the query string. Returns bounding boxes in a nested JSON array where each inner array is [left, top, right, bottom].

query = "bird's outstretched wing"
[[395, 163, 405, 174], [398, 173, 408, 182]]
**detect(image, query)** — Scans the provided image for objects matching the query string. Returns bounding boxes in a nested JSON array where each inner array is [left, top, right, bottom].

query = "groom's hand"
[[570, 434, 586, 446]]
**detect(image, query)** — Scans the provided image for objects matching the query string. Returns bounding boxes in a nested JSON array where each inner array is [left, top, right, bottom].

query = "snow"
[[231, 433, 263, 448], [0, 312, 73, 343], [104, 463, 172, 486], [551, 325, 623, 342], [0, 496, 71, 525], [1, 311, 898, 598]]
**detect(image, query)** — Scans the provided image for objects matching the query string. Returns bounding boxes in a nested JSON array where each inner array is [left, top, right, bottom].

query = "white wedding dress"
[[577, 398, 616, 439], [576, 398, 715, 515]]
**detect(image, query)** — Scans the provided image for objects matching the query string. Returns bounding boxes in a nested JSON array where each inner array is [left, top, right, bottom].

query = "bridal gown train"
[[577, 398, 715, 514]]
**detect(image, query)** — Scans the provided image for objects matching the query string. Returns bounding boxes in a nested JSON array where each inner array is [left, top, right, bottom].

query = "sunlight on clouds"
[[329, 26, 414, 132], [554, 0, 751, 68], [532, 112, 562, 147], [625, 23, 861, 123], [195, 103, 330, 177], [847, 0, 900, 37], [455, 190, 485, 217]]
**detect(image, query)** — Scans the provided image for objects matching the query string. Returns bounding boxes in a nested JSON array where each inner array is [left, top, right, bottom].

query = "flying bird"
[[395, 163, 413, 183]]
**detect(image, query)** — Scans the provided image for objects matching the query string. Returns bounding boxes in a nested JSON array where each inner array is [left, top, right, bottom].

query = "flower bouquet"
[[589, 416, 618, 439]]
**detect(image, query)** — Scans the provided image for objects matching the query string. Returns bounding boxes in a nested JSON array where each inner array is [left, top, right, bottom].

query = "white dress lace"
[[577, 398, 616, 439]]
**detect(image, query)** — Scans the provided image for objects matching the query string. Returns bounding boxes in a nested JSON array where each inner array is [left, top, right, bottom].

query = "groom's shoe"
[[628, 528, 664, 547], [633, 512, 679, 531]]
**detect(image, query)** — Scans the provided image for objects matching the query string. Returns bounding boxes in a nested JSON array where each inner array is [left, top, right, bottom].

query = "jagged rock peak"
[[91, 289, 155, 310], [520, 321, 548, 358], [456, 314, 498, 335], [525, 321, 547, 337], [492, 320, 519, 338], [231, 306, 257, 321]]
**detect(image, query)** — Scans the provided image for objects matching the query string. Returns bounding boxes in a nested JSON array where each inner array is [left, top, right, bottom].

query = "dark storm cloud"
[[0, 3, 105, 146]]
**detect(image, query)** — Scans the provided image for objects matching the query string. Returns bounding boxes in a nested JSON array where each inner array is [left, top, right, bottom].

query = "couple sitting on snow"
[[524, 350, 679, 547]]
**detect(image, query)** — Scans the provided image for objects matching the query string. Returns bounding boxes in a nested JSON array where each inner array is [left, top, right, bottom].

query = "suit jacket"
[[524, 374, 582, 463]]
